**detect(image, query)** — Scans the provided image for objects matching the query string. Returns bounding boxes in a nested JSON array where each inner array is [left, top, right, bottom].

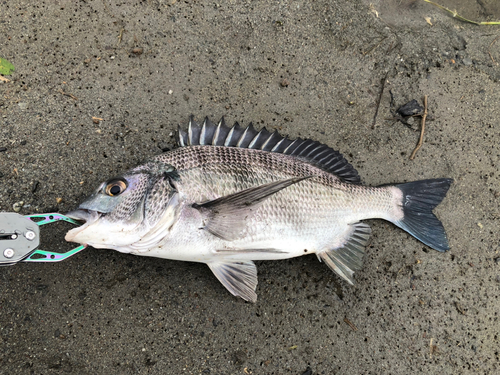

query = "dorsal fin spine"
[[177, 116, 360, 184], [260, 131, 275, 150], [236, 126, 250, 147], [225, 126, 235, 147], [188, 119, 194, 146], [305, 145, 324, 158], [318, 154, 335, 164], [200, 119, 207, 145], [213, 123, 221, 145], [270, 137, 286, 152], [313, 148, 331, 160], [177, 125, 186, 147], [248, 130, 262, 149], [297, 142, 316, 156], [283, 139, 300, 154]]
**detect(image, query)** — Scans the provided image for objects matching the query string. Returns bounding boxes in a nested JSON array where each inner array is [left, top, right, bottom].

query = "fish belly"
[[140, 183, 400, 263]]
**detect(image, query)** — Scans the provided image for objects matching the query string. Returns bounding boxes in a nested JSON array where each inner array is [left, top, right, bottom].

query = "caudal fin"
[[393, 178, 452, 252]]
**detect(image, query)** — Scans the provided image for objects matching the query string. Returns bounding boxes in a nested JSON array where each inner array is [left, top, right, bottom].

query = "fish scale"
[[155, 146, 387, 232], [65, 116, 452, 302]]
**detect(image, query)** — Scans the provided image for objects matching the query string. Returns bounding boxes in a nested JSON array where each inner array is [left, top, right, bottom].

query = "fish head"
[[65, 160, 181, 252]]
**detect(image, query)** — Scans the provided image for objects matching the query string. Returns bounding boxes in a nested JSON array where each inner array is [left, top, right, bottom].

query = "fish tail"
[[392, 178, 453, 252]]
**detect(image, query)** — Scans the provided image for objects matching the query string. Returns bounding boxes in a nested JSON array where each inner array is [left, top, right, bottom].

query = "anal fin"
[[208, 260, 258, 302], [317, 222, 371, 285]]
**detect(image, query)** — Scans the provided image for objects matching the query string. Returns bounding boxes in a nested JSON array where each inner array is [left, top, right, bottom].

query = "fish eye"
[[104, 179, 128, 196]]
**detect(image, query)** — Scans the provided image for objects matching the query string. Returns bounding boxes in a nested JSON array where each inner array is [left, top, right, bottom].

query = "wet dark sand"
[[1, 1, 499, 373]]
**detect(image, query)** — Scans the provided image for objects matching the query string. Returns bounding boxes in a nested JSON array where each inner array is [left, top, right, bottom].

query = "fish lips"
[[65, 209, 101, 243]]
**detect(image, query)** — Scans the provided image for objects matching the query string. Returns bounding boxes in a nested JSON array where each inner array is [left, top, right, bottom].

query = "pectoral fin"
[[208, 260, 258, 302], [193, 176, 309, 241]]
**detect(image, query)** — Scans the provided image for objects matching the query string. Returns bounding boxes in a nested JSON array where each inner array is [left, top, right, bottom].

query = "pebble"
[[462, 57, 473, 66], [132, 47, 143, 55], [32, 181, 39, 193], [18, 102, 28, 110], [13, 201, 24, 212], [0, 147, 6, 152]]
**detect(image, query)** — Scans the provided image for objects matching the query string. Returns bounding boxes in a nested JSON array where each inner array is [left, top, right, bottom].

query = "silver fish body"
[[66, 117, 452, 302]]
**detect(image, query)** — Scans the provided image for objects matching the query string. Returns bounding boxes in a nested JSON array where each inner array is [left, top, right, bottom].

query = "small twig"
[[344, 317, 358, 331], [363, 36, 388, 56], [423, 0, 500, 25], [117, 28, 125, 46], [58, 89, 78, 100], [410, 95, 428, 160], [488, 35, 500, 64], [372, 72, 389, 129], [430, 338, 434, 358], [102, 0, 115, 18]]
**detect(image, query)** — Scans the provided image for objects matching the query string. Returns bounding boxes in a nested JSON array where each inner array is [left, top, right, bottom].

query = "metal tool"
[[0, 212, 86, 265]]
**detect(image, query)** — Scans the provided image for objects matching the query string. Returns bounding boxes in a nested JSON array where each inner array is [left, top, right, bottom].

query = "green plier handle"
[[0, 212, 86, 265]]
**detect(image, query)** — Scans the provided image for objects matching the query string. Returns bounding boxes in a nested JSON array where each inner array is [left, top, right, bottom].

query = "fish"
[[65, 116, 452, 302]]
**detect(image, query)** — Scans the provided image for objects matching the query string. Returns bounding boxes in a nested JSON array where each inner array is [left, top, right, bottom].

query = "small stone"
[[462, 57, 473, 66], [56, 197, 63, 204], [18, 102, 28, 110], [232, 350, 246, 365], [280, 79, 289, 87], [13, 201, 24, 212], [168, 90, 173, 95], [132, 47, 143, 55], [397, 100, 423, 117], [0, 147, 6, 152], [32, 181, 39, 193], [20, 140, 27, 146]]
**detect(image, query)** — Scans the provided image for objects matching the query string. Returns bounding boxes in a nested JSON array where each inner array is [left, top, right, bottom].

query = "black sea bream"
[[66, 117, 452, 302]]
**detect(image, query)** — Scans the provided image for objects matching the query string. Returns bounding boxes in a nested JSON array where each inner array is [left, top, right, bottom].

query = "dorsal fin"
[[177, 116, 360, 183]]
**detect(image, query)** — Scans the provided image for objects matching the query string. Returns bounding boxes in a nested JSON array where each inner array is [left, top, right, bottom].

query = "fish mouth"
[[65, 209, 101, 243]]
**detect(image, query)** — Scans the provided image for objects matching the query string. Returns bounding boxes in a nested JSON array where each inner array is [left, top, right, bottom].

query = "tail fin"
[[393, 178, 452, 252]]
